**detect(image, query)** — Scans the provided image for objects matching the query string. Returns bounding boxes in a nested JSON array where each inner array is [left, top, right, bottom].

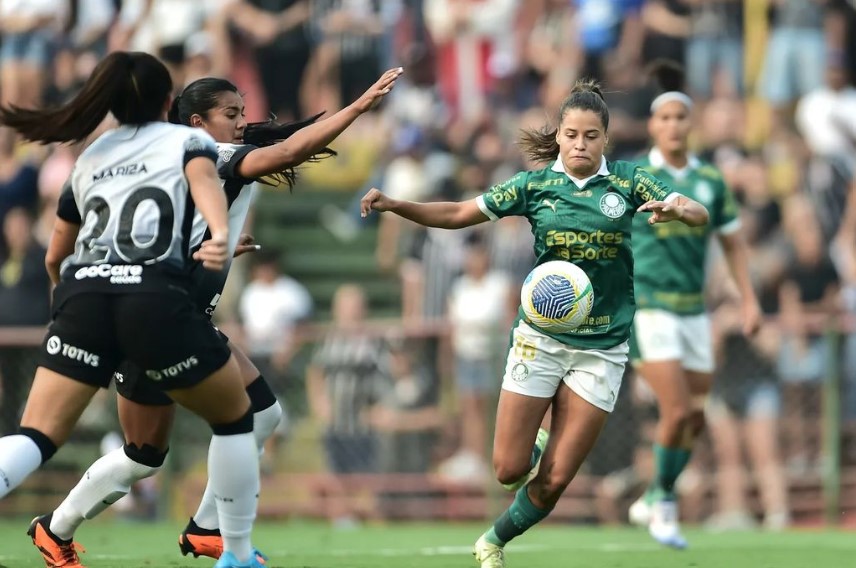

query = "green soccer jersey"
[[632, 148, 740, 315], [477, 157, 675, 350]]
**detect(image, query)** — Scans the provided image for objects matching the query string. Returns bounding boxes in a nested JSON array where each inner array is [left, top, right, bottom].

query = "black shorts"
[[40, 292, 231, 392], [114, 327, 230, 406]]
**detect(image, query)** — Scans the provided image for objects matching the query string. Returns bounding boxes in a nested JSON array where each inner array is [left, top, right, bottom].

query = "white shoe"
[[502, 428, 549, 492], [649, 499, 688, 550], [628, 495, 652, 526], [473, 535, 505, 567]]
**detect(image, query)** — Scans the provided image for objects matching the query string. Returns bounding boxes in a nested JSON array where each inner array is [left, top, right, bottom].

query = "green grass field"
[[1, 519, 854, 568]]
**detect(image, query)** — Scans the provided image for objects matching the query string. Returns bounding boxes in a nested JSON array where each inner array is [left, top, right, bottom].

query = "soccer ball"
[[520, 260, 594, 333]]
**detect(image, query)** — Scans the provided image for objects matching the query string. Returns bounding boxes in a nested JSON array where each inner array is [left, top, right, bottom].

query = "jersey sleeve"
[[629, 166, 678, 208], [215, 143, 258, 182], [56, 178, 81, 224], [476, 171, 529, 221], [714, 179, 741, 234], [182, 131, 219, 167]]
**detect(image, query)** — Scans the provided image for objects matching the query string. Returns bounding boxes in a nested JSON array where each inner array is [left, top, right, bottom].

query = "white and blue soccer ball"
[[520, 260, 594, 333]]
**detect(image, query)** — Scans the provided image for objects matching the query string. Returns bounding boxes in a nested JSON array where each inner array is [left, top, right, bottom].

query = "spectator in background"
[[373, 125, 432, 269], [640, 0, 689, 67], [0, 128, 40, 227], [777, 194, 839, 474], [795, 58, 856, 241], [685, 0, 744, 100], [239, 250, 313, 394], [0, 0, 67, 107], [602, 56, 654, 160], [305, 0, 395, 113], [520, 0, 578, 110], [371, 336, 442, 476], [424, 0, 518, 121], [573, 0, 645, 81], [306, 284, 386, 525], [0, 207, 51, 435], [228, 0, 312, 122], [759, 0, 827, 127], [828, 0, 856, 83], [706, 295, 790, 532], [441, 240, 511, 479]]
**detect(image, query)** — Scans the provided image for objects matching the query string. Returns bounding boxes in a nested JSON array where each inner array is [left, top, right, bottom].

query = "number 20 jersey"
[[62, 122, 218, 288]]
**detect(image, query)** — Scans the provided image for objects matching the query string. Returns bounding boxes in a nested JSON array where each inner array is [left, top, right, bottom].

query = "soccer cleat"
[[648, 499, 688, 550], [473, 535, 505, 568], [179, 518, 267, 564], [628, 494, 652, 526], [213, 551, 267, 568], [27, 514, 87, 568], [502, 427, 549, 492], [179, 518, 223, 559]]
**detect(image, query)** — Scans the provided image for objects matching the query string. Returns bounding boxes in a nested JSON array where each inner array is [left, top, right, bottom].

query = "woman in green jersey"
[[627, 62, 762, 549], [361, 79, 709, 568]]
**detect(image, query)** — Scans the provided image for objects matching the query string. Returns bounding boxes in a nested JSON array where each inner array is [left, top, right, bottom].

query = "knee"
[[493, 458, 531, 486], [530, 467, 574, 508], [18, 427, 58, 464], [661, 405, 693, 432], [211, 406, 254, 436], [253, 400, 284, 445], [121, 443, 167, 483]]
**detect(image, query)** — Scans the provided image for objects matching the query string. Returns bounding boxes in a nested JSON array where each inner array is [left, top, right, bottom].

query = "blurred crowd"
[[3, 0, 856, 527]]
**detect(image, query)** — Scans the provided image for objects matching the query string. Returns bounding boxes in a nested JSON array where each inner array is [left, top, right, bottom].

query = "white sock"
[[208, 432, 259, 563], [0, 435, 44, 498], [49, 447, 159, 540], [193, 402, 282, 530]]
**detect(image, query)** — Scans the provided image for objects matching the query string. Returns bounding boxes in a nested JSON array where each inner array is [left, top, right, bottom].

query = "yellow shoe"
[[27, 515, 87, 568], [502, 428, 549, 492], [473, 535, 505, 568]]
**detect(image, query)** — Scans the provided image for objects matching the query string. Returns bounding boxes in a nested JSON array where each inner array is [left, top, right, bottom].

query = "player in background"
[[360, 79, 709, 568], [0, 51, 268, 568], [626, 61, 762, 549], [33, 67, 402, 566]]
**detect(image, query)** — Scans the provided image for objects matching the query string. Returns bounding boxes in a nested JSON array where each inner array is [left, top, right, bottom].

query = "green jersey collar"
[[551, 156, 610, 188], [648, 147, 700, 180]]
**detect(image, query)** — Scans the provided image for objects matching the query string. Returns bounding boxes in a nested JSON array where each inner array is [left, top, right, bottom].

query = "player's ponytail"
[[0, 51, 172, 144], [518, 78, 610, 164], [647, 59, 692, 114]]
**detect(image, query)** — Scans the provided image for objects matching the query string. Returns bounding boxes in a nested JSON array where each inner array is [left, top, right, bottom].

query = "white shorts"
[[633, 309, 713, 373], [501, 320, 628, 412]]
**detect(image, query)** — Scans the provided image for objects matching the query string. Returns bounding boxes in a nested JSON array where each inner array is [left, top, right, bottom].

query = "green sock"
[[484, 487, 552, 546], [651, 443, 691, 500]]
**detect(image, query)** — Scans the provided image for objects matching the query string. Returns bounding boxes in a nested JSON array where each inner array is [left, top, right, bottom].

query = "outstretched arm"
[[718, 229, 762, 336], [360, 189, 489, 230], [237, 67, 403, 179]]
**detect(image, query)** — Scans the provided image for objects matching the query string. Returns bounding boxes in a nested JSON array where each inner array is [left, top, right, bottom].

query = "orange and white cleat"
[[178, 518, 267, 564], [179, 518, 224, 559], [27, 515, 87, 568]]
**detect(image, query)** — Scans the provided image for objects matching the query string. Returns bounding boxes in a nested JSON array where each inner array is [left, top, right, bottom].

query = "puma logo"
[[542, 199, 557, 212]]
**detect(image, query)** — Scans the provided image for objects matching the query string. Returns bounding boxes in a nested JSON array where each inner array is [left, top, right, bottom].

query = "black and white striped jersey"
[[62, 122, 218, 282]]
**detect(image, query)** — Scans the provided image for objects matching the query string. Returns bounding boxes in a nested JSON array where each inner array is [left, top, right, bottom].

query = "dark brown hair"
[[519, 78, 609, 164], [168, 77, 335, 188], [0, 52, 172, 144]]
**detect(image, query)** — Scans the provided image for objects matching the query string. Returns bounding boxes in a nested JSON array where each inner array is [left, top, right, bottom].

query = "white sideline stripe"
[[266, 542, 661, 557]]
